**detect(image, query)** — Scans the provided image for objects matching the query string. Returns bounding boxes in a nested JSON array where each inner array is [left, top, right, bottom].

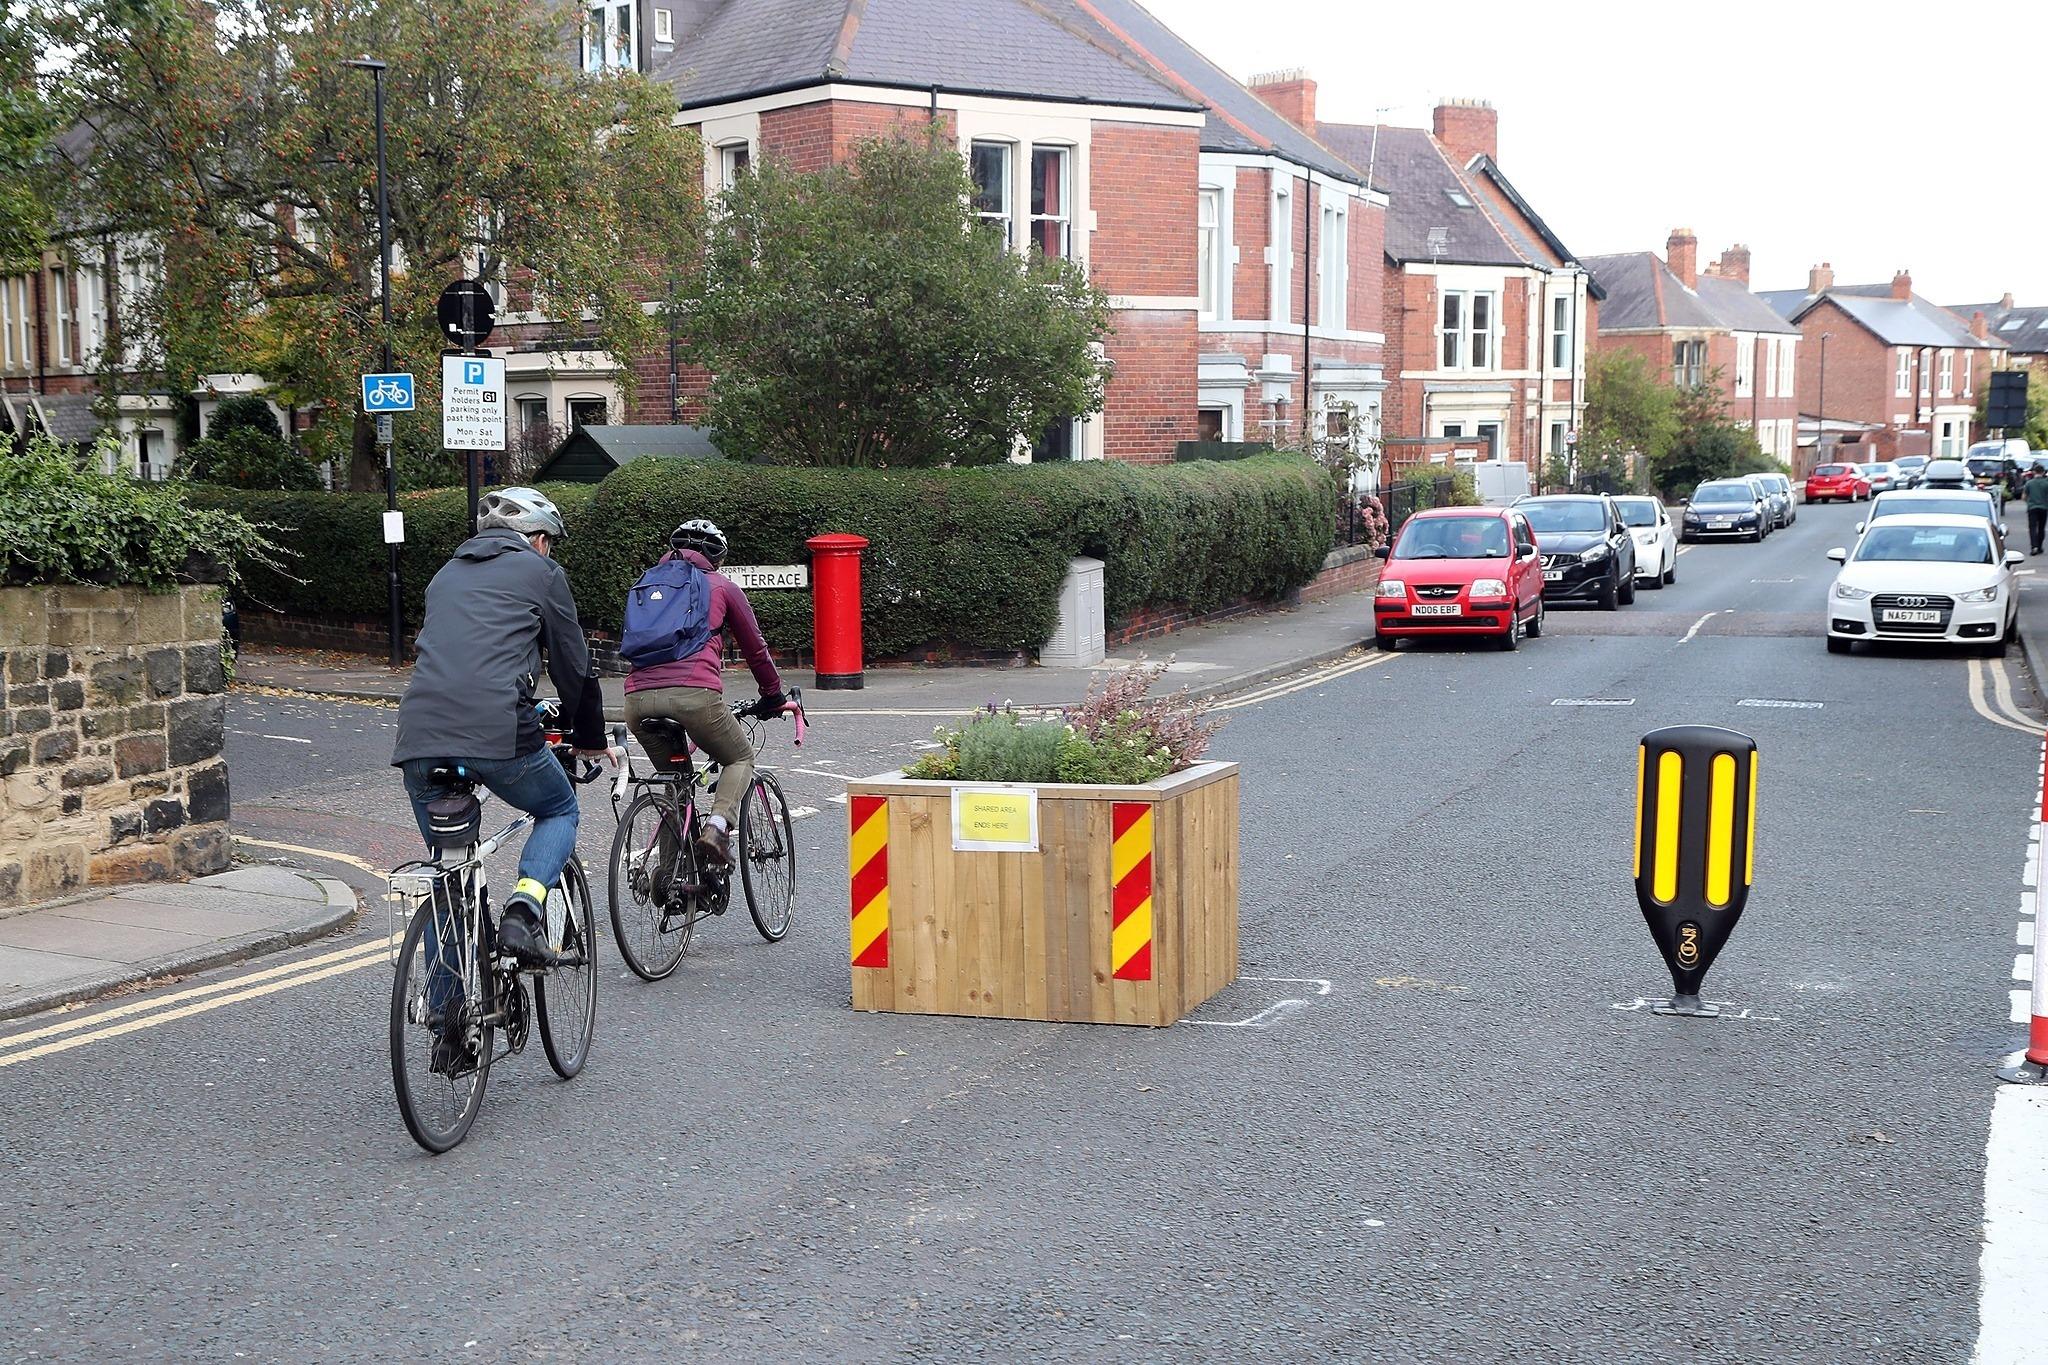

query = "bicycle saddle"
[[634, 717, 695, 771]]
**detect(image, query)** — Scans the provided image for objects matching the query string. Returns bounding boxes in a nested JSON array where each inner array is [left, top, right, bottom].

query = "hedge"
[[181, 482, 596, 625], [182, 456, 1333, 657]]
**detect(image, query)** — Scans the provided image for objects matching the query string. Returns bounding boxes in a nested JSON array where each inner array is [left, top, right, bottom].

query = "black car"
[[1681, 479, 1772, 542], [1515, 494, 1637, 610]]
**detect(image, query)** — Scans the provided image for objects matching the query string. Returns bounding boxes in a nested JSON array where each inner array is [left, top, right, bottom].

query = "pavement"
[[2007, 501, 2048, 705], [0, 864, 357, 1022], [233, 586, 1377, 716]]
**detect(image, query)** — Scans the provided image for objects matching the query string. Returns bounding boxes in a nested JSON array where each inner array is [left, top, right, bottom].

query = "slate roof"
[[1758, 285, 2000, 350], [535, 425, 723, 483], [1587, 253, 1797, 334], [1067, 0, 1360, 180], [651, 0, 1199, 114], [1318, 124, 1523, 266], [1953, 300, 2048, 355], [0, 391, 102, 445]]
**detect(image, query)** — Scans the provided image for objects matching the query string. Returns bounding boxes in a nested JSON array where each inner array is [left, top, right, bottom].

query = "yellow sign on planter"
[[950, 787, 1039, 852]]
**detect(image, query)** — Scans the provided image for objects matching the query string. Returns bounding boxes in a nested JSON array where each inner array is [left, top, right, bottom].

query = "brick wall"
[[1090, 122, 1199, 299], [0, 586, 231, 907], [1103, 310, 1198, 461]]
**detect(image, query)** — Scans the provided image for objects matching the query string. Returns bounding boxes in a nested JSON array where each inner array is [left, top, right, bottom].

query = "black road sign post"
[[1633, 725, 1760, 1017], [438, 281, 498, 534]]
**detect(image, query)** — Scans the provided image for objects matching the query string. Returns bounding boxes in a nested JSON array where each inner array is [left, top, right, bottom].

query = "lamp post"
[[346, 55, 403, 669], [1815, 331, 1832, 478]]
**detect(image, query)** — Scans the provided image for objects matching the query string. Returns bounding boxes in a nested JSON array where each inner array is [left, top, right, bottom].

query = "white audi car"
[[1612, 495, 1677, 589], [1825, 513, 2022, 656]]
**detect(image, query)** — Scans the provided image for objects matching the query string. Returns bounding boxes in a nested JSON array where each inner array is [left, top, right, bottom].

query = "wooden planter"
[[845, 762, 1239, 1026]]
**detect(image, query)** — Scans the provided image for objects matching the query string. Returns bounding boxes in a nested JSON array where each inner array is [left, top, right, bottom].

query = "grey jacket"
[[392, 529, 605, 764]]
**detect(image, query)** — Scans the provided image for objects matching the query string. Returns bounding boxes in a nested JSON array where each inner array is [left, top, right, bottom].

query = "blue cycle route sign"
[[361, 372, 416, 413]]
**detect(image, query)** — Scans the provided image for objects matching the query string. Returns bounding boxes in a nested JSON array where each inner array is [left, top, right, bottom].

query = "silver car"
[[1744, 474, 1792, 529], [1754, 472, 1796, 526]]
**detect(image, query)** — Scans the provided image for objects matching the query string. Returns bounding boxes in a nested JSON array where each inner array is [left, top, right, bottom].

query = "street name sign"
[[722, 565, 809, 590], [361, 372, 415, 413], [442, 354, 506, 451]]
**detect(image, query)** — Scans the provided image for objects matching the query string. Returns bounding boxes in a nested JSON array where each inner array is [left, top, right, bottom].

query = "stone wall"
[[0, 586, 231, 907]]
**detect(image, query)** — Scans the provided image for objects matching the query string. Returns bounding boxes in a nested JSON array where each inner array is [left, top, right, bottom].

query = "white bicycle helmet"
[[670, 518, 728, 563], [478, 487, 567, 540]]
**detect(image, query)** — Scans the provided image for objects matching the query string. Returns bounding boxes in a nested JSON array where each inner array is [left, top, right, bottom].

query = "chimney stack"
[[1972, 310, 1989, 340], [1890, 270, 1913, 301], [1666, 228, 1698, 289], [2001, 292, 2015, 311], [1808, 262, 1833, 295], [1248, 69, 1317, 138], [1432, 98, 1498, 167], [1703, 243, 1751, 286]]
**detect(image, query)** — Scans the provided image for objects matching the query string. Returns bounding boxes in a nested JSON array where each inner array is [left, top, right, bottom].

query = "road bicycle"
[[607, 689, 806, 981], [386, 741, 611, 1154]]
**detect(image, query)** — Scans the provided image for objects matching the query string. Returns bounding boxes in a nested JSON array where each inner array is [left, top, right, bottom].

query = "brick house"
[[511, 0, 1388, 462], [1949, 292, 2048, 387], [1585, 231, 1804, 470], [1760, 266, 2004, 461], [1312, 100, 1596, 474]]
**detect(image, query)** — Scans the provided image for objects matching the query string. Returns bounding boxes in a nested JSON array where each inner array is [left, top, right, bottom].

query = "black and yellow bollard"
[[1633, 725, 1759, 1017]]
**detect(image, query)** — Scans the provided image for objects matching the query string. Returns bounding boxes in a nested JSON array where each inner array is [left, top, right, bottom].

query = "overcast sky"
[[1148, 0, 2048, 308]]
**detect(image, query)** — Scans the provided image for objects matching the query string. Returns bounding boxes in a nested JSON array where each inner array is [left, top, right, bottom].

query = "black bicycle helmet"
[[670, 518, 728, 563]]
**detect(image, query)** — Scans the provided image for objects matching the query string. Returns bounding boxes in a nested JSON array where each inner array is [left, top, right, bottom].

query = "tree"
[[0, 9, 58, 268], [1657, 379, 1768, 497], [1575, 349, 1677, 491], [176, 426, 321, 490], [31, 0, 703, 489], [207, 394, 287, 444], [685, 134, 1114, 467]]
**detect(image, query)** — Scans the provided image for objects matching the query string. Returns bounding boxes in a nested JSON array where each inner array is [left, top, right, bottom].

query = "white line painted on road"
[[786, 806, 820, 822], [1187, 998, 1309, 1029], [1552, 697, 1635, 707], [1242, 976, 1333, 996], [1737, 699, 1825, 709], [1677, 610, 1729, 645], [2014, 991, 2031, 1025], [229, 730, 313, 744], [785, 767, 852, 782], [1975, 1087, 2048, 1364]]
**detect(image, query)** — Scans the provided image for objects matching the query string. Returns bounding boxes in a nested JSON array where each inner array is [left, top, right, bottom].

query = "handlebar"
[[731, 686, 807, 747]]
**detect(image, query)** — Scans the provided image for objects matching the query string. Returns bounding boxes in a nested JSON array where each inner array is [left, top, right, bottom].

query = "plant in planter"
[[852, 665, 1238, 1027]]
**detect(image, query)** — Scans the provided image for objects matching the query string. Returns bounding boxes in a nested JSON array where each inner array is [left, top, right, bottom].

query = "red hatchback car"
[[1373, 506, 1546, 650], [1804, 462, 1871, 503]]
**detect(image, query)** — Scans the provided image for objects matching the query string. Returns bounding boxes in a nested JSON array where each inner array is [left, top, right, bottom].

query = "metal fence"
[[1334, 474, 1457, 549]]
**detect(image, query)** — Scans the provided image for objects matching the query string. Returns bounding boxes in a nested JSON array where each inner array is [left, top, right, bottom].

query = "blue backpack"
[[619, 559, 715, 670]]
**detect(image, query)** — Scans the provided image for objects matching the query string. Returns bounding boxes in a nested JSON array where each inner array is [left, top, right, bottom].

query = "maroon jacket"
[[622, 550, 784, 697]]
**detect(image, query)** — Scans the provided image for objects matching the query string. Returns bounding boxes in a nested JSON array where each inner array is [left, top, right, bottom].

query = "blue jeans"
[[401, 748, 582, 891]]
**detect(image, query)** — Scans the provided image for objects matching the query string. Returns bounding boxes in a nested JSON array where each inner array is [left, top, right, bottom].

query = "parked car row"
[[1371, 491, 1686, 651], [1823, 484, 2019, 657], [1680, 474, 1791, 543]]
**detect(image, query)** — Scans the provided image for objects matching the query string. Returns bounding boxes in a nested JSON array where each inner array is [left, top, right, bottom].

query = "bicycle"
[[606, 689, 807, 981], [386, 741, 613, 1154]]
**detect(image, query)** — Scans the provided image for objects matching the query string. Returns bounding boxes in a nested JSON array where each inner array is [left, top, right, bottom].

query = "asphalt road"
[[2, 498, 2037, 1363]]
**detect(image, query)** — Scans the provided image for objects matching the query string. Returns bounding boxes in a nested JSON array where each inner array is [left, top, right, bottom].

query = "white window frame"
[[1964, 353, 1974, 397], [1550, 296, 1569, 371], [973, 141, 1016, 248], [1735, 337, 1753, 396], [653, 6, 673, 43], [1317, 200, 1345, 330], [1919, 347, 1932, 397], [1440, 290, 1464, 370], [582, 1, 637, 72], [1027, 145, 1072, 259], [1938, 348, 1953, 397], [1270, 183, 1292, 325], [1778, 337, 1795, 397], [76, 262, 104, 363], [51, 266, 71, 366], [1197, 185, 1224, 322], [1550, 420, 1567, 455], [716, 141, 751, 192], [1468, 291, 1493, 370], [1894, 348, 1911, 397], [566, 394, 608, 430], [0, 275, 18, 370], [1761, 337, 1778, 398]]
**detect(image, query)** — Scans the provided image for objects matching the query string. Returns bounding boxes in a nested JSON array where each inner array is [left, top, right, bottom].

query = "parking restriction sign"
[[441, 354, 506, 451]]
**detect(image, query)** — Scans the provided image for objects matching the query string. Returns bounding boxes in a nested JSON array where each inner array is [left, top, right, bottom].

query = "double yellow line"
[[1213, 650, 1399, 711], [0, 934, 394, 1070]]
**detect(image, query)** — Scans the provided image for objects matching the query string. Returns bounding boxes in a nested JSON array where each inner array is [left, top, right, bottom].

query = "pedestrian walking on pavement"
[[2026, 463, 2048, 556]]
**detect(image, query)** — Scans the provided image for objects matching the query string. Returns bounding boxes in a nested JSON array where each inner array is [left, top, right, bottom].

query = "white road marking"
[[1552, 697, 1635, 707], [785, 766, 852, 782], [229, 731, 313, 744], [1241, 975, 1333, 996], [2014, 991, 2031, 1025], [1676, 545, 1695, 556], [2018, 954, 2036, 983], [786, 806, 820, 821], [1187, 998, 1309, 1029], [1968, 659, 2045, 736], [1975, 1087, 2048, 1363], [1677, 610, 1728, 645], [826, 793, 847, 805], [1737, 699, 1825, 709]]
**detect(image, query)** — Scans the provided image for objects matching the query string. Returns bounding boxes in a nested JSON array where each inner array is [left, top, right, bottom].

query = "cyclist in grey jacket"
[[392, 487, 607, 963]]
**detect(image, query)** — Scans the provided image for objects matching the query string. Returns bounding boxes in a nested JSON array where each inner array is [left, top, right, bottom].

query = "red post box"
[[806, 533, 869, 690]]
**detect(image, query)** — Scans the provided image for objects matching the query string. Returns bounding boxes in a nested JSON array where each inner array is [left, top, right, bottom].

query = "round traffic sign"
[[437, 279, 496, 348]]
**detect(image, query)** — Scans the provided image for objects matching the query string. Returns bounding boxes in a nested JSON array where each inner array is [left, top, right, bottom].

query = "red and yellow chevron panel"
[[849, 794, 889, 968], [1110, 801, 1154, 982]]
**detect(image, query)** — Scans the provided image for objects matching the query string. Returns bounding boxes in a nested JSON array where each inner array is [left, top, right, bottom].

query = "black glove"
[[752, 692, 787, 720]]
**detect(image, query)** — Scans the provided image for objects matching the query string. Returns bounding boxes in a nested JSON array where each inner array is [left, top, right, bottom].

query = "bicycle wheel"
[[535, 857, 597, 1079], [739, 771, 796, 942], [389, 890, 492, 1153], [607, 791, 693, 980]]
